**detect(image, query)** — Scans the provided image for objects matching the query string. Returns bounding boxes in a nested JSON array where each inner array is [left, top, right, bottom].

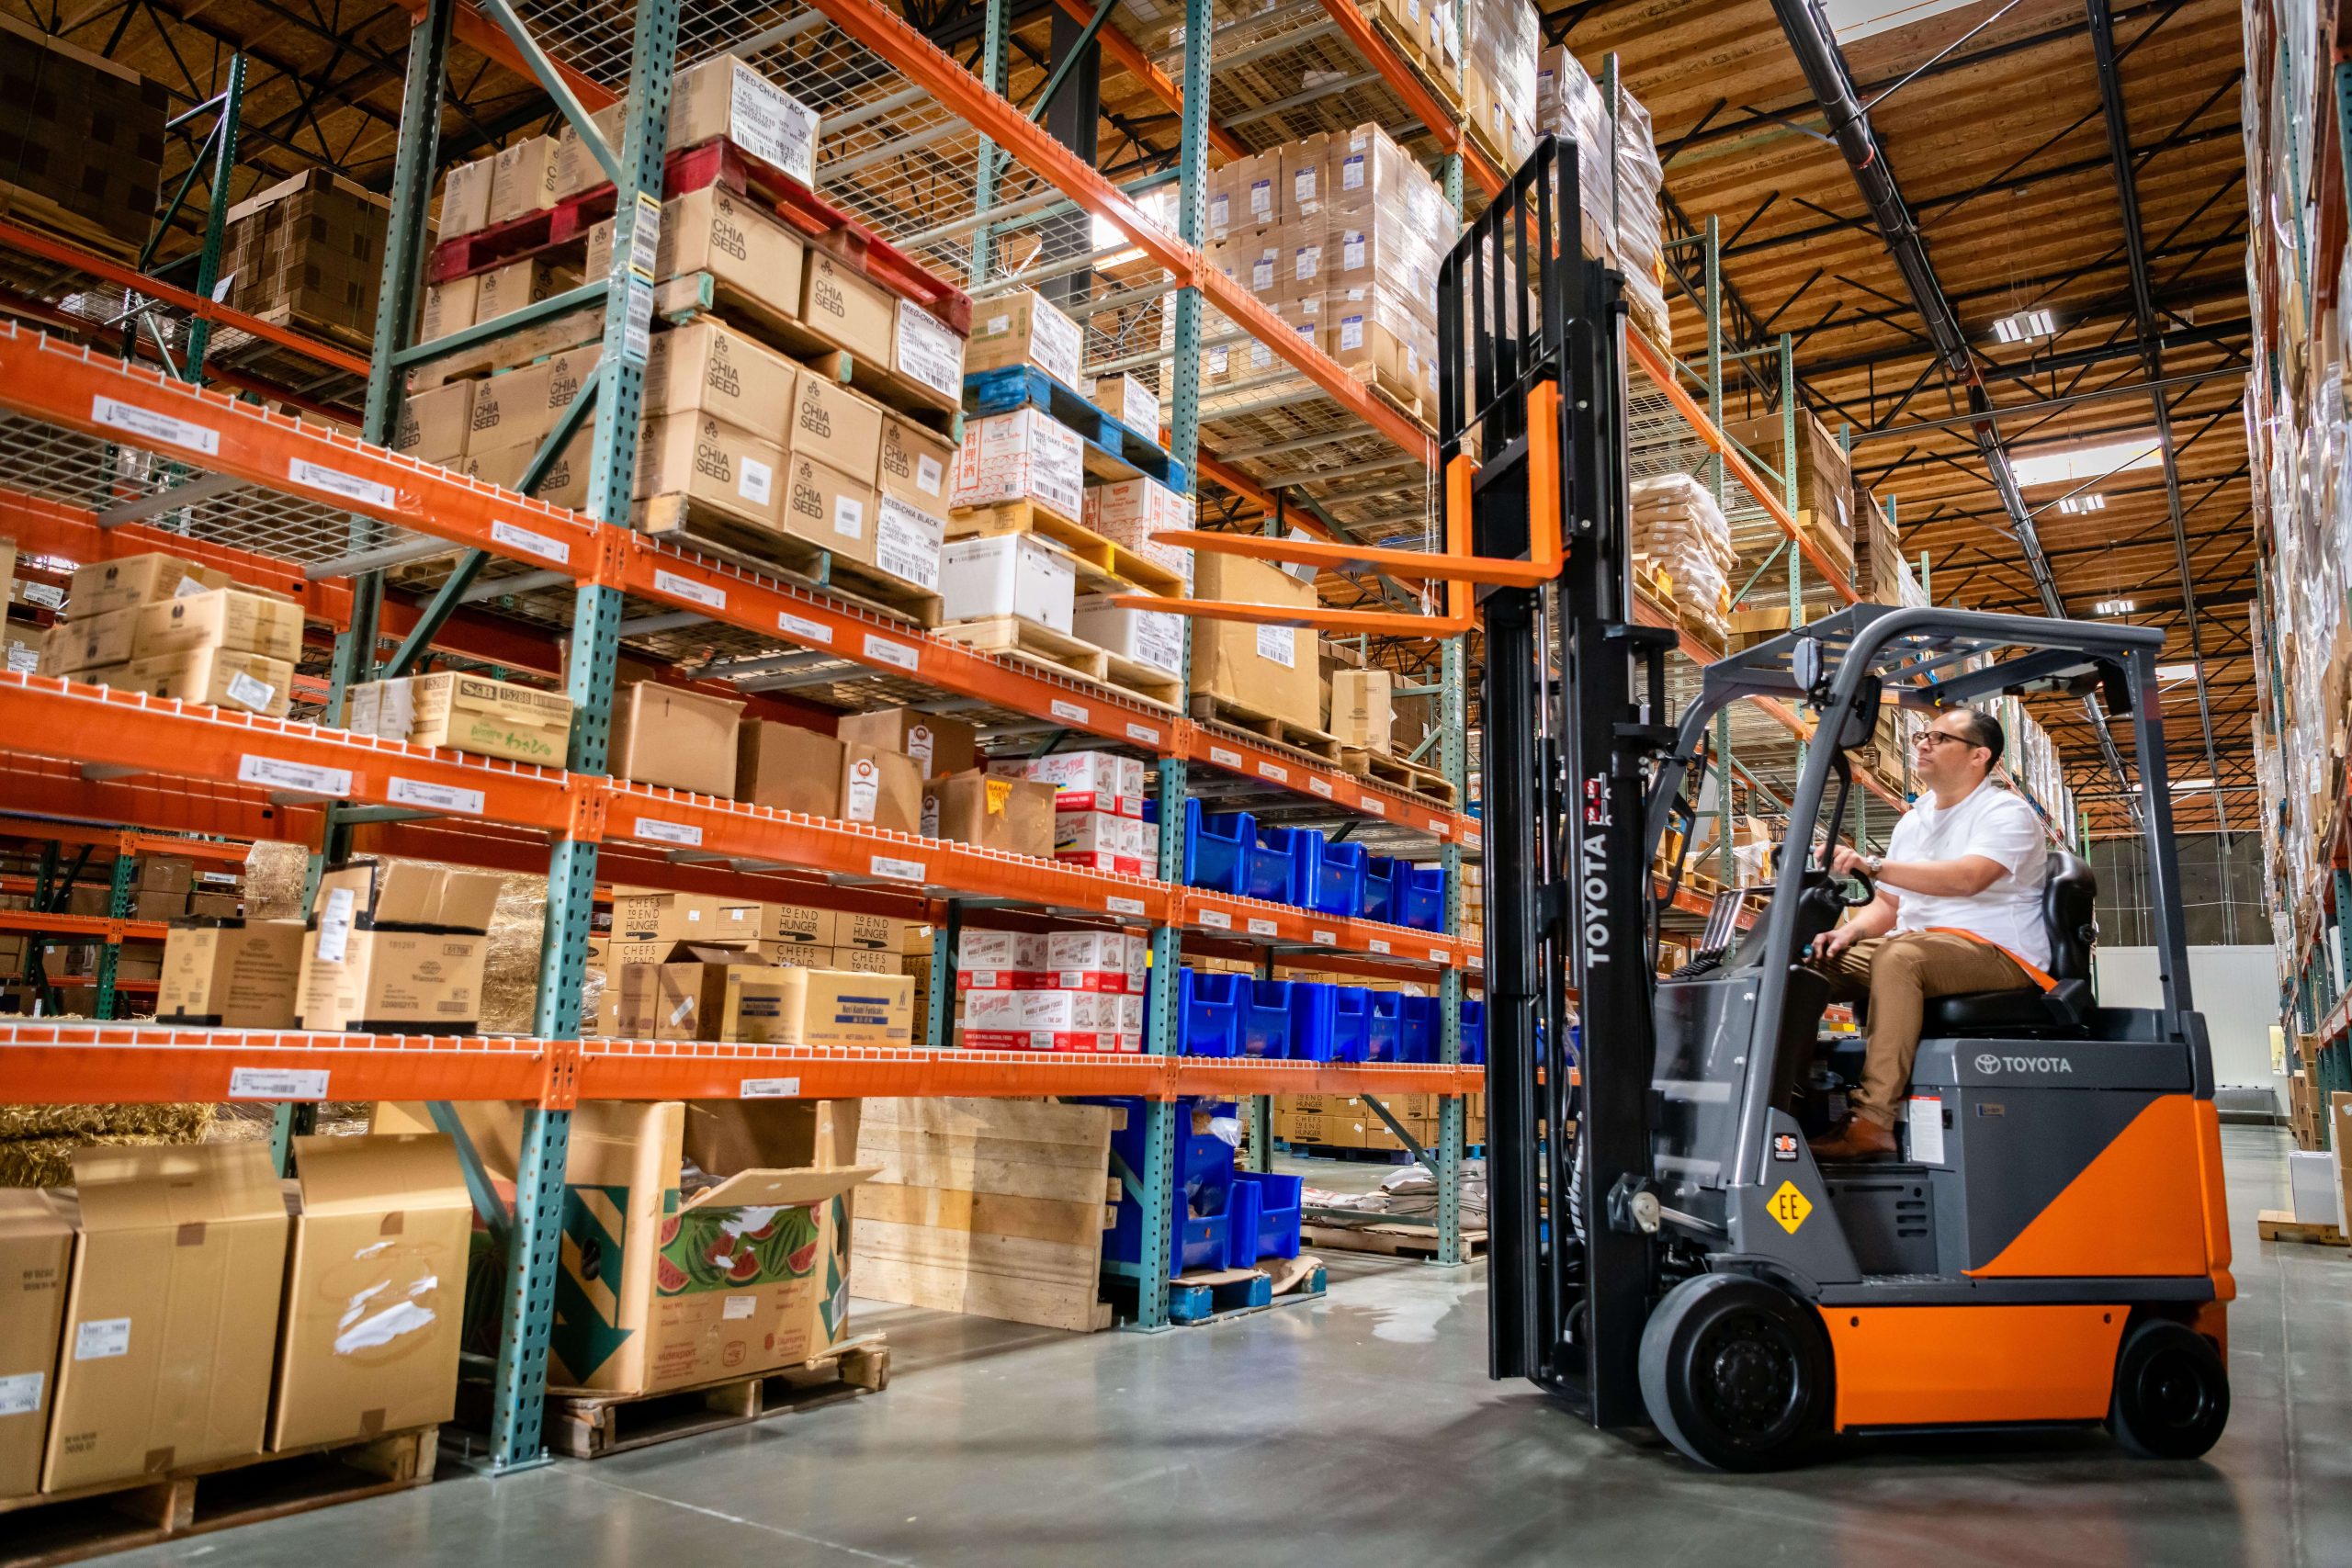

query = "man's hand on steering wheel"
[[1828, 844, 1868, 879]]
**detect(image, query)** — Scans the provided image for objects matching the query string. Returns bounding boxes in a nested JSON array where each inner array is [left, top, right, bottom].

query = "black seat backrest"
[[2043, 849, 2097, 982]]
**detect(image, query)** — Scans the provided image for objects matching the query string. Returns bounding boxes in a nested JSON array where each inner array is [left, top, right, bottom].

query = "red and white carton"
[[989, 751, 1147, 817], [1056, 810, 1147, 859], [958, 1026, 1137, 1053], [1046, 931, 1135, 991], [956, 930, 1049, 990], [1125, 941, 1148, 994], [1058, 850, 1149, 875]]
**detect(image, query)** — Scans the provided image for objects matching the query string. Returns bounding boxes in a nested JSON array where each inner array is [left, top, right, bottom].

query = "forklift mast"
[[1442, 134, 1674, 1422]]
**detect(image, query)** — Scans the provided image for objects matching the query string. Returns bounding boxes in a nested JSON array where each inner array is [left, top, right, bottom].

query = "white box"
[[1090, 373, 1159, 438], [1055, 811, 1147, 859], [940, 534, 1075, 634], [874, 494, 945, 593], [1046, 931, 1135, 991], [894, 300, 966, 403], [950, 409, 1084, 520], [1071, 592, 1183, 678], [1082, 475, 1193, 587], [988, 750, 1146, 799], [2290, 1149, 2342, 1228]]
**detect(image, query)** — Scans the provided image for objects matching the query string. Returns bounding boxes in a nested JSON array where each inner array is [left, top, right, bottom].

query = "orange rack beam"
[[0, 911, 170, 942]]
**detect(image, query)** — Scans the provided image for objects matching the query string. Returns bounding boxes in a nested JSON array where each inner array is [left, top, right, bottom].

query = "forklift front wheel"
[[2108, 1317, 2229, 1460], [1639, 1272, 1831, 1472]]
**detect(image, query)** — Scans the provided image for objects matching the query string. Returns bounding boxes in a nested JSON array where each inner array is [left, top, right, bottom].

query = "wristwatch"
[[1864, 854, 1885, 877]]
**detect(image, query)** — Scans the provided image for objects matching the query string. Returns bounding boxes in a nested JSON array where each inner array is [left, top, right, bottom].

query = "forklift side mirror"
[[1792, 637, 1822, 692], [1837, 674, 1883, 750]]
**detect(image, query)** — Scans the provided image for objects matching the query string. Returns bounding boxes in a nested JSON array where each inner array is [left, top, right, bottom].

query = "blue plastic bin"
[[1368, 992, 1441, 1063], [1461, 998, 1487, 1065], [1102, 1096, 1245, 1277], [1391, 862, 1447, 931], [1233, 1171, 1304, 1262], [1263, 826, 1324, 908], [1329, 985, 1371, 1062], [1182, 800, 1310, 904], [1284, 981, 1340, 1061], [1178, 968, 1241, 1056], [1360, 855, 1396, 923], [1308, 840, 1368, 917]]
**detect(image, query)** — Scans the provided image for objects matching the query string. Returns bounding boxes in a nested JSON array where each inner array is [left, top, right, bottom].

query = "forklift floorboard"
[[100, 1128, 2345, 1568]]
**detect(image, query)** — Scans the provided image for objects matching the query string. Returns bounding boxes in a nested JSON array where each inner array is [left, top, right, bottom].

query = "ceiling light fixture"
[[2174, 777, 2214, 791], [2012, 439, 2164, 488], [2055, 492, 2106, 513], [2154, 662, 2198, 682], [1991, 307, 2056, 344], [2093, 598, 2135, 616]]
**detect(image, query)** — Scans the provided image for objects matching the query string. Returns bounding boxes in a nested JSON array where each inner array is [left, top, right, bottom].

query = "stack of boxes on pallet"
[[1724, 404, 1858, 604], [1630, 474, 1736, 653], [0, 851, 242, 1012], [594, 887, 914, 1046], [37, 552, 303, 716], [1272, 1091, 1487, 1155], [0, 17, 166, 257], [1536, 44, 1668, 349], [215, 170, 393, 344]]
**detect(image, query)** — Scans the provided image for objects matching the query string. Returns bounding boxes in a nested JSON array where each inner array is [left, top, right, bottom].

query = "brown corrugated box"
[[156, 919, 304, 1027], [633, 413, 786, 531], [296, 862, 505, 1033], [642, 320, 797, 440], [132, 587, 304, 663], [835, 707, 977, 778], [609, 681, 745, 796], [737, 719, 843, 816], [924, 769, 1055, 858], [798, 251, 895, 365], [67, 553, 234, 618], [1190, 553, 1319, 729], [779, 453, 876, 565], [0, 1190, 73, 1502], [840, 744, 922, 834]]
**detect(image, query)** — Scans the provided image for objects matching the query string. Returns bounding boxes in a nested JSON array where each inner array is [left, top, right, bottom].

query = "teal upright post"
[[92, 850, 135, 1022]]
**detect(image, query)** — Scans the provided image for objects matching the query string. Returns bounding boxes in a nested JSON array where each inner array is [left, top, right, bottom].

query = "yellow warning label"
[[1769, 1180, 1813, 1234]]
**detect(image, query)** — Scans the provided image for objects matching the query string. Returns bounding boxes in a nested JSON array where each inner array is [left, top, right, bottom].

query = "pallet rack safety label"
[[1429, 947, 1448, 964], [653, 569, 725, 609], [0, 1371, 40, 1416], [389, 776, 485, 816], [288, 458, 396, 510], [1247, 917, 1278, 936], [634, 818, 702, 847], [1106, 896, 1147, 917], [229, 1066, 331, 1100], [864, 634, 918, 671], [741, 1077, 802, 1099], [778, 611, 834, 645], [1468, 953, 1484, 970], [92, 395, 218, 454], [1311, 928, 1337, 946], [1198, 908, 1231, 929], [1360, 797, 1387, 817], [237, 754, 351, 797], [1257, 761, 1288, 783], [491, 520, 570, 565], [1308, 776, 1334, 797], [870, 854, 926, 882], [1125, 721, 1161, 745], [1050, 699, 1089, 725], [74, 1319, 130, 1361], [1209, 746, 1242, 768], [1368, 938, 1392, 954]]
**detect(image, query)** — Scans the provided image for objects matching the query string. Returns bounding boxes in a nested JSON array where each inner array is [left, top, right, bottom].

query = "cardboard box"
[[667, 55, 820, 184], [873, 495, 945, 594], [472, 256, 563, 328], [486, 134, 559, 226], [543, 1100, 869, 1395], [1071, 593, 1183, 677], [879, 417, 957, 511], [1090, 373, 1159, 437], [297, 862, 505, 1033], [109, 649, 295, 716], [830, 945, 899, 976], [788, 375, 888, 484], [136, 856, 193, 895], [469, 345, 601, 454], [68, 553, 234, 618], [0, 18, 168, 254], [1191, 552, 1319, 729], [548, 101, 627, 200], [986, 750, 1146, 815], [156, 919, 304, 1026], [940, 534, 1074, 634], [392, 379, 473, 463], [633, 413, 786, 531], [610, 681, 746, 797], [361, 671, 574, 766], [893, 299, 967, 405], [836, 707, 977, 778], [737, 720, 843, 816], [964, 287, 1082, 386], [43, 1144, 289, 1492], [416, 276, 476, 343], [779, 454, 877, 566], [924, 769, 1056, 858], [46, 605, 138, 673], [950, 408, 1084, 520], [617, 942, 777, 1040], [841, 744, 922, 835], [834, 912, 907, 953], [0, 1190, 72, 1502], [436, 154, 495, 237], [133, 587, 303, 663], [642, 320, 797, 440], [650, 186, 806, 316], [799, 251, 896, 365], [267, 1134, 471, 1452], [1331, 668, 1394, 752], [783, 968, 914, 1046]]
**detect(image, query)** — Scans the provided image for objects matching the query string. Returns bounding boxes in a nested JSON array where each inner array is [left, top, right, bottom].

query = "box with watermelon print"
[[544, 1101, 876, 1396]]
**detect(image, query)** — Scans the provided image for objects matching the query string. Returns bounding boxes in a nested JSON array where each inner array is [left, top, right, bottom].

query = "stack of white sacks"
[[1630, 474, 1736, 647]]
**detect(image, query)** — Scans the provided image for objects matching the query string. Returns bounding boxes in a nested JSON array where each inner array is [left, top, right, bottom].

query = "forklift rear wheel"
[[1639, 1272, 1830, 1472], [2109, 1318, 2229, 1460]]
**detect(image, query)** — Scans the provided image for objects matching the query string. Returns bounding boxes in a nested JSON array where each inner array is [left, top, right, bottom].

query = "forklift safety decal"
[[1770, 1133, 1799, 1162], [1769, 1181, 1813, 1234]]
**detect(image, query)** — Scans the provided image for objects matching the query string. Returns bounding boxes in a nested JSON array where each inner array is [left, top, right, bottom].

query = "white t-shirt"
[[1885, 779, 2052, 969]]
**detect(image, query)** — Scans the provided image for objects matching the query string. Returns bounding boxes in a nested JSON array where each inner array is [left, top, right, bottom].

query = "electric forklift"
[[1145, 134, 2233, 1472]]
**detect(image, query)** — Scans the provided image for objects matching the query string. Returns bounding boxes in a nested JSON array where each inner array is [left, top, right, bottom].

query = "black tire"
[[1639, 1271, 1831, 1472], [2109, 1317, 2229, 1460]]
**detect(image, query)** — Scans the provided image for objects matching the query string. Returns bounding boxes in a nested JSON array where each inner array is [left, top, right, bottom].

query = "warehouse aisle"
[[107, 1129, 2347, 1568]]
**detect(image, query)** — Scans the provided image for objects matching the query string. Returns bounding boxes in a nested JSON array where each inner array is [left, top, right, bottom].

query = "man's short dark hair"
[[1951, 707, 2004, 766]]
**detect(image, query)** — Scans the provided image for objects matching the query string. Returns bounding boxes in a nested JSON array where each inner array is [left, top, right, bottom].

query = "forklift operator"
[[1804, 706, 2053, 1159]]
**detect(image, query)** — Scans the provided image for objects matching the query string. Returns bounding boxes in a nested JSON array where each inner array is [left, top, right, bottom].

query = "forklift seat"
[[1918, 851, 2098, 1034]]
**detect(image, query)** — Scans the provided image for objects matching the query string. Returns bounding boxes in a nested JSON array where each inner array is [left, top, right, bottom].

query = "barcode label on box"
[[779, 611, 833, 645], [1309, 777, 1334, 798], [1050, 699, 1089, 724], [237, 755, 352, 797], [229, 1067, 330, 1100], [223, 670, 276, 714], [1368, 938, 1392, 954], [316, 886, 355, 964], [864, 635, 919, 671], [723, 1294, 756, 1320], [1209, 747, 1242, 768], [653, 569, 725, 609], [93, 396, 218, 454], [871, 855, 926, 882], [1198, 908, 1231, 930], [74, 1319, 130, 1361], [389, 776, 485, 815], [1256, 761, 1288, 783], [0, 1371, 40, 1416], [1311, 928, 1337, 946], [1125, 722, 1161, 745], [896, 304, 963, 398], [741, 1077, 802, 1099], [1106, 896, 1147, 917], [1247, 917, 1278, 936], [288, 459, 396, 510], [492, 520, 570, 564]]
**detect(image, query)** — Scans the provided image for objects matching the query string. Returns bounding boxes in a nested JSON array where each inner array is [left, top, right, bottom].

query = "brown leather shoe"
[[1807, 1118, 1898, 1160]]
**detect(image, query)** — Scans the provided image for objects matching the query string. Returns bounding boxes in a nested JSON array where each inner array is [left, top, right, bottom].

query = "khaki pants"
[[1817, 931, 2035, 1128]]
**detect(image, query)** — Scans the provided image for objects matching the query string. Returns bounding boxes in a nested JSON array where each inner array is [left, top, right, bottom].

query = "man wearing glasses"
[[1804, 706, 2052, 1159]]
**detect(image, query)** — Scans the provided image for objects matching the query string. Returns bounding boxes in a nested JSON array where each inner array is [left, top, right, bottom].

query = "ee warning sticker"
[[1769, 1180, 1813, 1234]]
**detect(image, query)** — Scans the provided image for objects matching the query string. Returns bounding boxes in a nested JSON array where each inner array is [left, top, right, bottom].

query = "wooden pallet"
[[1301, 1223, 1488, 1260], [1166, 1258, 1327, 1324], [426, 186, 611, 284], [0, 1424, 436, 1568], [945, 498, 1186, 599], [635, 492, 943, 628], [1098, 647, 1183, 709], [543, 1336, 889, 1460], [1338, 745, 1460, 807], [1192, 694, 1344, 761], [2256, 1208, 2349, 1246], [937, 615, 1108, 682], [963, 365, 1189, 492]]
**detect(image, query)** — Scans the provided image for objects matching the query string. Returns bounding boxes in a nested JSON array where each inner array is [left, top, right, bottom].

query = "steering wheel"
[[1836, 868, 1877, 908]]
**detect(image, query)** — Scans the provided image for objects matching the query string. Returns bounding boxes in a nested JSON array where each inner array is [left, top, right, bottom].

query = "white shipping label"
[[1250, 178, 1272, 218], [653, 568, 726, 609], [1255, 624, 1297, 669], [1050, 699, 1089, 725], [0, 1371, 41, 1417], [1198, 908, 1231, 930], [634, 818, 703, 846], [870, 854, 926, 881], [1344, 153, 1366, 189], [865, 633, 919, 671], [1208, 344, 1229, 374], [224, 670, 277, 713], [1294, 168, 1317, 204], [728, 60, 819, 183], [1344, 233, 1366, 270], [315, 886, 356, 964], [492, 520, 570, 564], [229, 1066, 331, 1100], [721, 1293, 758, 1321], [21, 581, 62, 609], [174, 573, 209, 599], [1035, 303, 1084, 386], [288, 459, 396, 510], [906, 724, 935, 770], [831, 494, 865, 540], [1295, 245, 1321, 281], [740, 457, 775, 506], [741, 1077, 803, 1099], [1247, 917, 1278, 937], [238, 754, 353, 798], [74, 1319, 130, 1361], [1340, 316, 1365, 352], [916, 454, 945, 496], [1251, 258, 1274, 292], [874, 497, 943, 592], [1906, 1096, 1946, 1164], [896, 305, 963, 398], [1209, 193, 1230, 233], [93, 396, 219, 455], [6, 643, 36, 673], [389, 776, 486, 814]]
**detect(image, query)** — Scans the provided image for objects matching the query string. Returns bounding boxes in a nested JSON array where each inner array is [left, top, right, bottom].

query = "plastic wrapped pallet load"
[[1629, 474, 1736, 649]]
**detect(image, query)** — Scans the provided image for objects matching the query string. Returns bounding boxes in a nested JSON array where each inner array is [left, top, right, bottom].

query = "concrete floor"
[[115, 1128, 2350, 1568]]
